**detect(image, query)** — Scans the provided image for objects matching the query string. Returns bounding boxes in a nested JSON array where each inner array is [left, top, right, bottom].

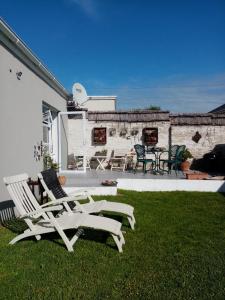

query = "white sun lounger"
[[38, 169, 136, 230], [3, 174, 125, 252]]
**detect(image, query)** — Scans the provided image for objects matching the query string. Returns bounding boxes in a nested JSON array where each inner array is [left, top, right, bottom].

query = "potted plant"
[[120, 128, 127, 137], [131, 128, 139, 136], [43, 154, 66, 185], [180, 149, 193, 171]]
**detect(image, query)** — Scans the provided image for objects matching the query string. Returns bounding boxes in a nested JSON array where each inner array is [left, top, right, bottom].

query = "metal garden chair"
[[159, 145, 186, 175], [134, 144, 155, 173], [159, 145, 179, 173]]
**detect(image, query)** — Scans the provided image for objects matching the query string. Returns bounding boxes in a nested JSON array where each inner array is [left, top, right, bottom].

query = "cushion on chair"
[[41, 169, 67, 199]]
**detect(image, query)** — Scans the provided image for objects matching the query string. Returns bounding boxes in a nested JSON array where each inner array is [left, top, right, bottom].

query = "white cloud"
[[86, 74, 225, 113]]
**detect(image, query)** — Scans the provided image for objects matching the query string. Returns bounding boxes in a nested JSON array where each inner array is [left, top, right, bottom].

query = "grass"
[[0, 190, 225, 299]]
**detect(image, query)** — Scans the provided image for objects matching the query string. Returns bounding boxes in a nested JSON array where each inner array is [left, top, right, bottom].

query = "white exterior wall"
[[68, 120, 170, 157], [0, 44, 67, 202], [171, 125, 225, 158], [68, 118, 85, 156], [83, 98, 116, 111], [117, 178, 225, 192]]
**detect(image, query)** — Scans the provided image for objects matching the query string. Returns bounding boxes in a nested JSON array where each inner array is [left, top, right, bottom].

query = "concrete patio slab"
[[61, 170, 225, 194]]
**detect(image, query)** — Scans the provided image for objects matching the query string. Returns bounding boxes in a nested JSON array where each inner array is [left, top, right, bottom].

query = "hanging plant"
[[109, 128, 116, 137], [120, 128, 127, 137], [131, 128, 139, 136], [43, 154, 59, 171]]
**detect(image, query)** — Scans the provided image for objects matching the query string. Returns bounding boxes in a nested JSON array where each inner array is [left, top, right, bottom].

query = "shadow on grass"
[[2, 214, 125, 251], [3, 218, 27, 234]]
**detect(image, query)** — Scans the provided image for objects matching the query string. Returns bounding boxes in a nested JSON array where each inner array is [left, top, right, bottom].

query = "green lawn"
[[0, 191, 225, 299]]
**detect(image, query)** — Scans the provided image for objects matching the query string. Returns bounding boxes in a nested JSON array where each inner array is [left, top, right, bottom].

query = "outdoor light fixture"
[[16, 71, 22, 80]]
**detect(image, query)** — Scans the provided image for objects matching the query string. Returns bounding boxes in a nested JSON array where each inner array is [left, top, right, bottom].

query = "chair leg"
[[119, 232, 125, 245], [10, 229, 39, 245], [162, 162, 169, 173], [143, 162, 146, 173], [134, 162, 139, 173], [174, 163, 178, 176], [127, 215, 135, 230], [35, 235, 41, 241], [10, 231, 31, 245], [112, 234, 123, 253], [70, 229, 84, 248], [168, 163, 172, 174], [152, 161, 156, 172]]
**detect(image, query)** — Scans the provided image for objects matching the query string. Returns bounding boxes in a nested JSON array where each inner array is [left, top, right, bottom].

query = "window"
[[93, 128, 107, 145], [42, 109, 53, 153], [42, 103, 58, 159], [143, 128, 158, 145]]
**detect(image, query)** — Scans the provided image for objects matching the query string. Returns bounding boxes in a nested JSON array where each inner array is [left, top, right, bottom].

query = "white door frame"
[[58, 111, 87, 174]]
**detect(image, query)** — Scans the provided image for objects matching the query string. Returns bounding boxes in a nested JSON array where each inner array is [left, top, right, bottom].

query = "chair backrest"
[[134, 144, 145, 159], [94, 150, 107, 157], [170, 145, 179, 160], [39, 169, 67, 200], [113, 149, 127, 158], [176, 145, 186, 161], [3, 174, 43, 228]]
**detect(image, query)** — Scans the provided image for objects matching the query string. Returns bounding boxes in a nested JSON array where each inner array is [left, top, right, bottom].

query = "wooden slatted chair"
[[3, 173, 125, 252], [110, 149, 127, 172], [38, 169, 136, 230]]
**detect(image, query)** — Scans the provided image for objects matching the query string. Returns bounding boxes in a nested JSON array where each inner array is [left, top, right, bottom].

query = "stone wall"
[[68, 120, 170, 158], [68, 119, 225, 159], [171, 125, 225, 158]]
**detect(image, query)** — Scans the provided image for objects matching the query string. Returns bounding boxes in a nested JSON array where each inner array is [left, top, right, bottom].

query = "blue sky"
[[1, 0, 225, 112]]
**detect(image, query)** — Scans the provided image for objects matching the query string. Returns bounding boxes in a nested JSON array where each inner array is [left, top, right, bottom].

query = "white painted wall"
[[68, 118, 85, 156], [117, 178, 225, 192], [0, 44, 67, 202], [83, 98, 116, 111]]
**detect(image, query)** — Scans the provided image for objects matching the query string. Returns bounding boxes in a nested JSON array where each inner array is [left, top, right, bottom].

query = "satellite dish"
[[72, 83, 88, 106]]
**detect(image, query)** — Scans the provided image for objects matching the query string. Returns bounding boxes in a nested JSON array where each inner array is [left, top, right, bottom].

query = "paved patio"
[[62, 169, 225, 195], [64, 169, 185, 188]]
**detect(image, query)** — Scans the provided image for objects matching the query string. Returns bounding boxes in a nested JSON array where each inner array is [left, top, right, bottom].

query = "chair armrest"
[[40, 195, 87, 208], [159, 151, 169, 160], [145, 152, 156, 160], [20, 205, 63, 218], [66, 188, 95, 196], [110, 157, 125, 161]]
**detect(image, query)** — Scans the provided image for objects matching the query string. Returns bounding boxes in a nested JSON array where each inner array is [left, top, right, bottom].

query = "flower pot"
[[180, 160, 191, 172], [186, 172, 208, 180], [58, 175, 66, 186]]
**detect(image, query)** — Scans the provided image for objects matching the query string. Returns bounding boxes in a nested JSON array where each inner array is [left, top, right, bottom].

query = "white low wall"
[[64, 186, 117, 196], [117, 179, 225, 192]]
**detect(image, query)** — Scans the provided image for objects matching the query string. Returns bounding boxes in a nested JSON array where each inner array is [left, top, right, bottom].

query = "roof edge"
[[0, 17, 70, 100]]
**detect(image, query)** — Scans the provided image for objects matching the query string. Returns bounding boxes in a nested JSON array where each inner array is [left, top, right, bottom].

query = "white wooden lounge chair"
[[3, 174, 125, 252], [38, 169, 136, 230]]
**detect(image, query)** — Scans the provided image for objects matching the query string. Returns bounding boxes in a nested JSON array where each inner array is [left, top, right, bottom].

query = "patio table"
[[91, 155, 108, 170], [146, 147, 166, 174]]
